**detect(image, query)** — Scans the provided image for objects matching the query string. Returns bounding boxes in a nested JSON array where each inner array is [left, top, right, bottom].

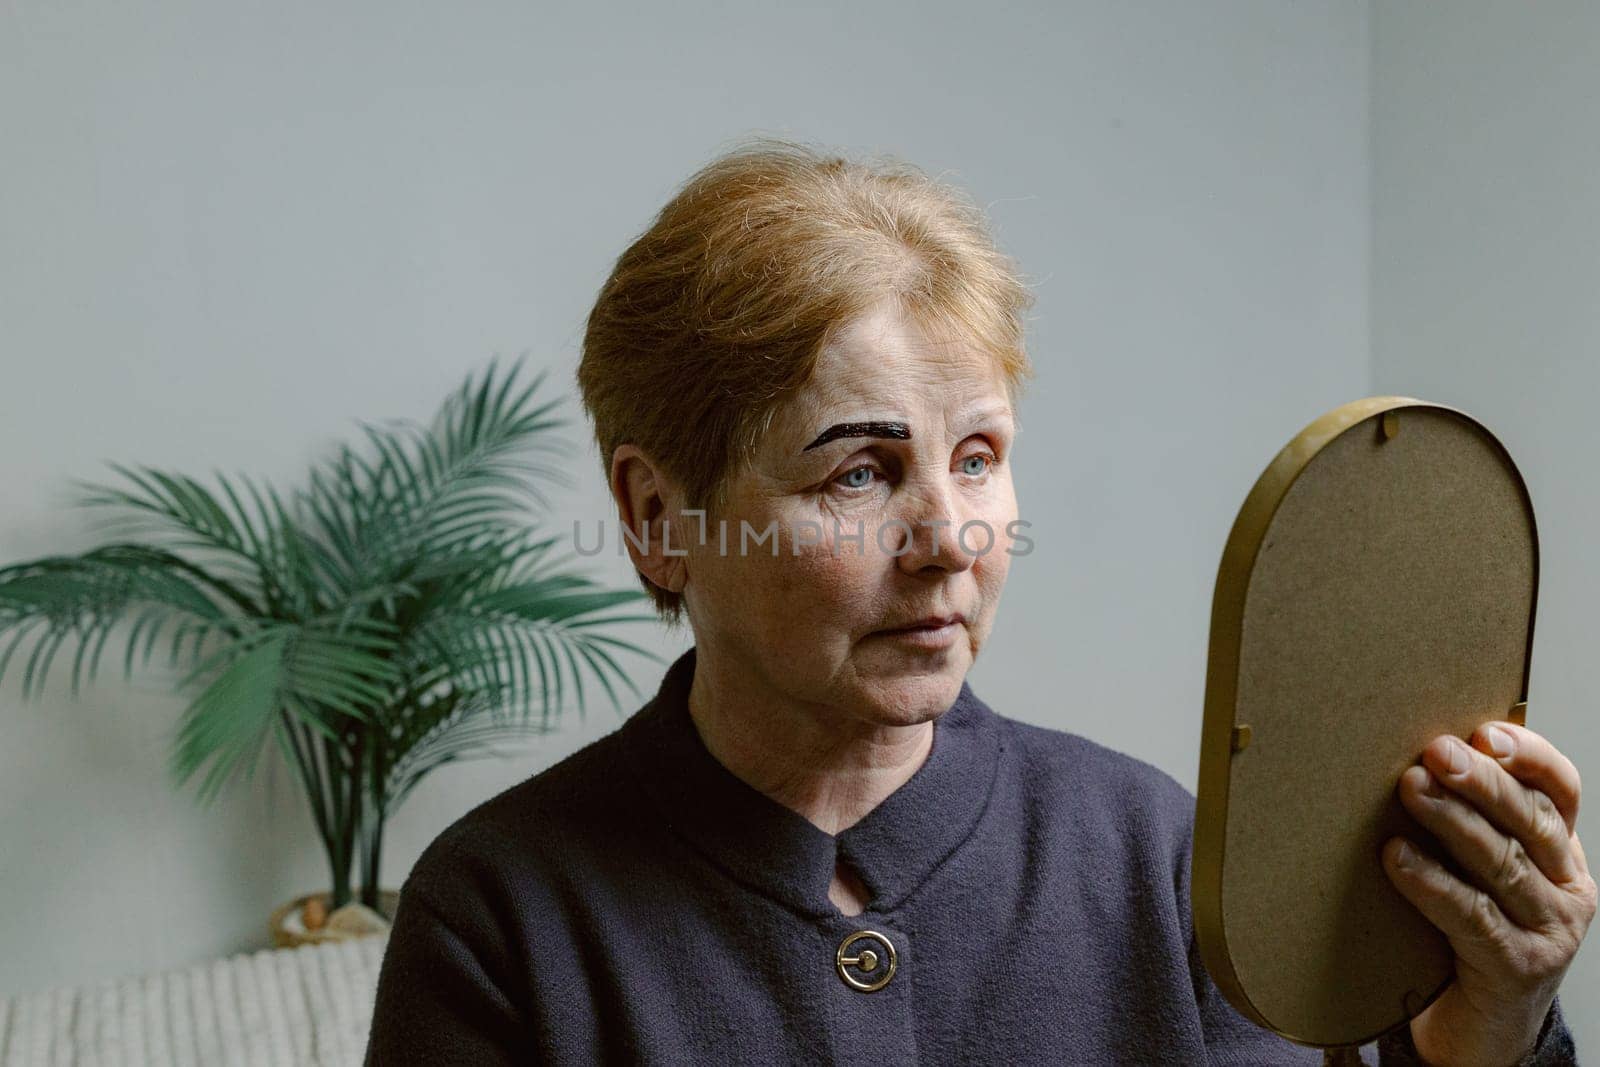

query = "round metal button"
[[835, 929, 897, 992]]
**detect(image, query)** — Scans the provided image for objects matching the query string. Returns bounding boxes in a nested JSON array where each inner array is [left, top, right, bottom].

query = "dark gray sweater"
[[364, 646, 1575, 1064]]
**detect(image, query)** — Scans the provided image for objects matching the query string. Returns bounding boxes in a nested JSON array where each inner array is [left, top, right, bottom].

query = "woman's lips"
[[873, 618, 962, 649]]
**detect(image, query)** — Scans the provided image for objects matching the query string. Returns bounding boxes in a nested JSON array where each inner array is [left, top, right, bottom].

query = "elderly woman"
[[364, 140, 1588, 1065]]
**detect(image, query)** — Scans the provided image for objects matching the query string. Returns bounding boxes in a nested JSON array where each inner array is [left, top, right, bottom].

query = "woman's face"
[[681, 298, 1020, 726]]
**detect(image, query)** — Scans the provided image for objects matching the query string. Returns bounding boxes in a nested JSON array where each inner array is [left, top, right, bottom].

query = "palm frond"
[[167, 615, 404, 806], [298, 357, 574, 599], [377, 686, 557, 815], [69, 465, 282, 612], [408, 577, 656, 719], [0, 544, 243, 699], [165, 625, 294, 806]]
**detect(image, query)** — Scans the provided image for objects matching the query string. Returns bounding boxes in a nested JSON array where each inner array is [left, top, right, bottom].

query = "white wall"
[[1372, 2, 1599, 1053], [0, 0, 1372, 1004]]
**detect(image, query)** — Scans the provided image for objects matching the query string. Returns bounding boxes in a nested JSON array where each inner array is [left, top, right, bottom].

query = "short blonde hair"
[[576, 136, 1036, 625]]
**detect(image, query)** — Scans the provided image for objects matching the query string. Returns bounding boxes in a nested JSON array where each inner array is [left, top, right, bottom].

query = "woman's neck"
[[684, 652, 934, 836]]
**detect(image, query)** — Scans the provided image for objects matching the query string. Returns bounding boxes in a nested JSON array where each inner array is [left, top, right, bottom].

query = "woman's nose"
[[887, 481, 977, 574]]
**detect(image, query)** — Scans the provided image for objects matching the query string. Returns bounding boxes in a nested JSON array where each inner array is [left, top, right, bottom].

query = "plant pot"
[[270, 888, 401, 949]]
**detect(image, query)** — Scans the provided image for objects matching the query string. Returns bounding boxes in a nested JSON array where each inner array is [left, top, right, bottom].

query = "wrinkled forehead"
[[771, 306, 1010, 440]]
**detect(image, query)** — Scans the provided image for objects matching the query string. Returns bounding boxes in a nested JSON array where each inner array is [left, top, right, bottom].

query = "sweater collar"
[[620, 645, 1004, 919]]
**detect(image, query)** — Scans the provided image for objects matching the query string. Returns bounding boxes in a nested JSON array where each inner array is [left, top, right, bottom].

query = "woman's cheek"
[[976, 478, 1019, 556], [767, 528, 864, 617]]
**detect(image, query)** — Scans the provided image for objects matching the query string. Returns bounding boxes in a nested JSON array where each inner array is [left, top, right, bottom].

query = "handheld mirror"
[[1192, 396, 1539, 1064]]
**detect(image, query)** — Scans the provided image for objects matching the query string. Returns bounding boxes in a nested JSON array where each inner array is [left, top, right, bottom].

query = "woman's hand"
[[1382, 720, 1595, 1066]]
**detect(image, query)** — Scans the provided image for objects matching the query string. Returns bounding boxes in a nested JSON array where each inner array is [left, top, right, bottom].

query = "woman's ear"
[[610, 444, 690, 595]]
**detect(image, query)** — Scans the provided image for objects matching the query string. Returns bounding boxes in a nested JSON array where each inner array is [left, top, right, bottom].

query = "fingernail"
[[1484, 725, 1515, 759], [1446, 737, 1470, 775], [1394, 840, 1415, 869]]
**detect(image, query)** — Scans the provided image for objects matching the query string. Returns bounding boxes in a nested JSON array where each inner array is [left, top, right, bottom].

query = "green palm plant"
[[0, 357, 659, 914]]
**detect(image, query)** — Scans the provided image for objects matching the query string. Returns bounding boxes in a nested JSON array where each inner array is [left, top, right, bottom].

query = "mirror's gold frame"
[[1191, 395, 1539, 1049]]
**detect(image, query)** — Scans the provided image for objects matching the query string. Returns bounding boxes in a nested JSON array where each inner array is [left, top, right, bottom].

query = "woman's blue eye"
[[961, 454, 991, 476], [839, 466, 876, 489]]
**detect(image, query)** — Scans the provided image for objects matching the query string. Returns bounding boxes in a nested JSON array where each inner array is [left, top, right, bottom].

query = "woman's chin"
[[849, 642, 971, 712]]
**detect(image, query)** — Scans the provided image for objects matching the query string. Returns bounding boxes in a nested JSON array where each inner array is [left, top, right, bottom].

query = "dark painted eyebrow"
[[801, 420, 911, 452]]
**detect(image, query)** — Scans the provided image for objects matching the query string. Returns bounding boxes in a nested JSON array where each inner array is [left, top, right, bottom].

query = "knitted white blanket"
[[0, 935, 388, 1066]]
